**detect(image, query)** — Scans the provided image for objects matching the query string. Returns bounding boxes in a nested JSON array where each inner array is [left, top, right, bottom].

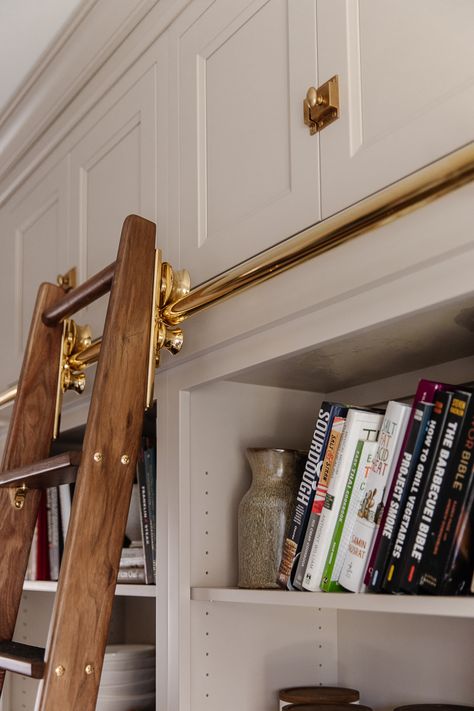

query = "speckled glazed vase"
[[238, 448, 305, 589]]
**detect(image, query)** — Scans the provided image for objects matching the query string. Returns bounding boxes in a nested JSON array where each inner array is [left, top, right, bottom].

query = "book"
[[368, 402, 433, 592], [117, 567, 147, 584], [364, 378, 450, 588], [137, 442, 154, 584], [382, 390, 453, 593], [293, 415, 346, 589], [120, 544, 146, 569], [302, 408, 383, 592], [36, 491, 50, 581], [277, 401, 347, 589], [320, 438, 378, 592], [144, 445, 157, 584], [419, 394, 474, 594], [398, 390, 470, 593], [46, 487, 60, 581], [338, 401, 411, 593]]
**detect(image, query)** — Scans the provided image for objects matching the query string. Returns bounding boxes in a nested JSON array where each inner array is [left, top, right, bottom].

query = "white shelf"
[[23, 581, 156, 598], [191, 587, 474, 619]]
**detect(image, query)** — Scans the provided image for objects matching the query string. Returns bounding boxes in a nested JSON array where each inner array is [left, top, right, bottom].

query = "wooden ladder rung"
[[0, 641, 45, 678], [0, 451, 81, 489]]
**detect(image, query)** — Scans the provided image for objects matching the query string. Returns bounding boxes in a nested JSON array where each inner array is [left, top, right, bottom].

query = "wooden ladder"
[[0, 215, 157, 710]]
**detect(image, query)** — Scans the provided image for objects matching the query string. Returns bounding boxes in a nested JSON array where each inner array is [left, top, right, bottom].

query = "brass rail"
[[1, 141, 473, 411]]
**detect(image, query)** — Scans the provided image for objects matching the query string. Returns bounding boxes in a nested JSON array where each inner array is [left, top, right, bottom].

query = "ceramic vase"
[[238, 447, 305, 589]]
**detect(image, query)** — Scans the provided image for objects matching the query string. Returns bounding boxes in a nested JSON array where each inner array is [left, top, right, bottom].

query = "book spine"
[[137, 444, 154, 584], [419, 398, 474, 593], [382, 390, 452, 593], [368, 402, 432, 591], [338, 401, 411, 593], [46, 487, 60, 581], [117, 567, 147, 584], [37, 491, 50, 581], [302, 409, 383, 592], [362, 379, 448, 587], [399, 391, 469, 593], [321, 439, 378, 592], [144, 446, 157, 584], [293, 416, 345, 589], [277, 401, 345, 589], [437, 478, 474, 595]]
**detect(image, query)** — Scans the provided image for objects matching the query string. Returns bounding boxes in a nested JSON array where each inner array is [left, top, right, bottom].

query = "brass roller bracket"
[[304, 75, 340, 135], [146, 252, 190, 407], [54, 319, 93, 437]]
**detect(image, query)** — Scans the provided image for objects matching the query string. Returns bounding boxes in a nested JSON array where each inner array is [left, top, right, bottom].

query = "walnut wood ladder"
[[0, 215, 156, 710]]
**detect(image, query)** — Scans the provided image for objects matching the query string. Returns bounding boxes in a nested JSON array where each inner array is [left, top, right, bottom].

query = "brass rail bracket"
[[146, 251, 190, 407], [57, 267, 77, 293], [54, 319, 92, 437]]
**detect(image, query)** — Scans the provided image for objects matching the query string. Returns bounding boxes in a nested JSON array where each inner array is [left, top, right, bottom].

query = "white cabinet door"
[[69, 64, 157, 338], [168, 0, 320, 285], [0, 159, 69, 391], [317, 0, 474, 217]]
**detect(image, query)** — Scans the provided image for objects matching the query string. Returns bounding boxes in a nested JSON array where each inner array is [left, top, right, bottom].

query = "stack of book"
[[25, 416, 157, 586], [278, 378, 474, 595]]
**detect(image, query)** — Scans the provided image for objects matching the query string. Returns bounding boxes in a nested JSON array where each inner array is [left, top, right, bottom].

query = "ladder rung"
[[0, 451, 81, 489], [0, 641, 45, 678]]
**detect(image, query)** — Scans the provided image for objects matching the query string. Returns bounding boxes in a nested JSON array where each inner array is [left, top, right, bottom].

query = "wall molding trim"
[[0, 0, 158, 185]]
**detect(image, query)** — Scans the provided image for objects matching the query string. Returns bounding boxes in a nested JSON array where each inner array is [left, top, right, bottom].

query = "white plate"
[[101, 667, 155, 685], [98, 677, 155, 696], [102, 655, 155, 672], [105, 644, 155, 659], [96, 691, 155, 711]]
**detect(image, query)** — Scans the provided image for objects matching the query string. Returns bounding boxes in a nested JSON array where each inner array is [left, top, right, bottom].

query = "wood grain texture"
[[0, 451, 80, 489], [0, 282, 64, 692], [38, 214, 156, 711], [42, 261, 115, 326]]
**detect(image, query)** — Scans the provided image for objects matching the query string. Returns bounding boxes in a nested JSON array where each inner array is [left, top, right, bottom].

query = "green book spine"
[[320, 440, 364, 592]]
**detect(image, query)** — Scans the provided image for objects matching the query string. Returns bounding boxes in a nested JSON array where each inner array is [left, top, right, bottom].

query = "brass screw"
[[85, 664, 94, 676], [120, 454, 130, 465], [332, 110, 337, 118], [93, 452, 103, 463], [55, 665, 65, 677]]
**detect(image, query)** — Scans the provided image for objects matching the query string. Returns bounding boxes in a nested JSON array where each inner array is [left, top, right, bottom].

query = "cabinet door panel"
[[69, 66, 156, 337], [318, 0, 474, 216], [0, 160, 69, 391], [170, 0, 320, 284]]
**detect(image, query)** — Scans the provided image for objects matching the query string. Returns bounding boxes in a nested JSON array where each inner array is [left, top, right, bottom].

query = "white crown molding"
[[0, 0, 159, 185]]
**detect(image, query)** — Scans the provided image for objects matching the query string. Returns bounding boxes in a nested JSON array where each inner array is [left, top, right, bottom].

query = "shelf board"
[[23, 581, 156, 598], [191, 587, 474, 619]]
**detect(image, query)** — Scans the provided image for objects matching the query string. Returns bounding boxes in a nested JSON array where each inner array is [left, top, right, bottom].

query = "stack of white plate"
[[96, 644, 156, 711]]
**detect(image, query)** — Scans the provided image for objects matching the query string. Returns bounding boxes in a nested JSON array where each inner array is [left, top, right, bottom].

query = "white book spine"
[[302, 409, 383, 592], [329, 439, 378, 586], [338, 400, 411, 592], [59, 484, 72, 540]]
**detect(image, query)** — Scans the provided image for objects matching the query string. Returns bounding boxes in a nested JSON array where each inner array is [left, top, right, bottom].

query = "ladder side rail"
[[37, 215, 157, 711], [0, 283, 64, 694]]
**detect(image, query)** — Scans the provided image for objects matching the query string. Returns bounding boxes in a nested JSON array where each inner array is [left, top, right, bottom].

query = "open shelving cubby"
[[159, 244, 474, 711]]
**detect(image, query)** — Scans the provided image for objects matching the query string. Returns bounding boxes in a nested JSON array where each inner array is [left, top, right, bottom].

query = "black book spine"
[[419, 400, 474, 594], [382, 390, 452, 593], [368, 402, 432, 592], [399, 391, 469, 593], [438, 475, 474, 595], [137, 441, 154, 584], [277, 401, 340, 589]]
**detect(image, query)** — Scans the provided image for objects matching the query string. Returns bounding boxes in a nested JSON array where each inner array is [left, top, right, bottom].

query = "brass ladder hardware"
[[304, 75, 340, 135], [53, 319, 92, 438], [12, 484, 27, 510], [56, 267, 77, 293], [146, 252, 190, 408]]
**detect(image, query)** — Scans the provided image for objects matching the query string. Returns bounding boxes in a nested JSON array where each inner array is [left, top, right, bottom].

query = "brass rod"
[[42, 262, 116, 326], [71, 339, 102, 368], [164, 141, 474, 322], [0, 141, 473, 409], [0, 386, 18, 410]]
